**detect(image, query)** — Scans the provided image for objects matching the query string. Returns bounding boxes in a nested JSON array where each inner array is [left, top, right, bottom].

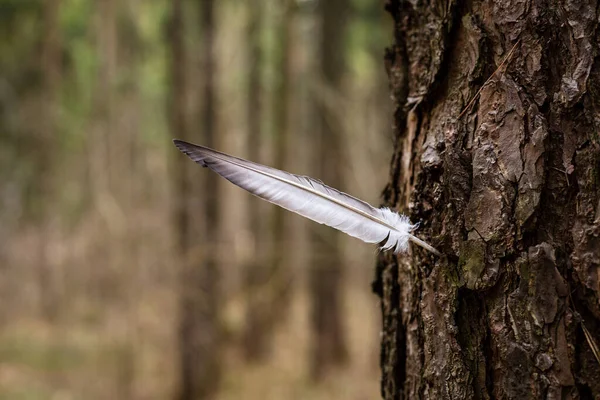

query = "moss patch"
[[458, 240, 486, 289]]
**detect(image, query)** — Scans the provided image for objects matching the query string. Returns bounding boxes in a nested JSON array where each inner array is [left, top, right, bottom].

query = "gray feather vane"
[[173, 139, 440, 256]]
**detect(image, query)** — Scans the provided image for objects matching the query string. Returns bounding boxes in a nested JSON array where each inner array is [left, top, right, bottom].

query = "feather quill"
[[173, 139, 440, 256]]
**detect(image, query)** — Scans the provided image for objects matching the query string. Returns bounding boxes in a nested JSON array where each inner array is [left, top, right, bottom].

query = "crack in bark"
[[419, 0, 466, 112]]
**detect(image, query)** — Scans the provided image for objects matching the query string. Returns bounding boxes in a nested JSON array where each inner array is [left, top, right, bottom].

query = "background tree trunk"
[[268, 0, 295, 336], [376, 0, 600, 398], [36, 0, 62, 321], [242, 0, 295, 362], [173, 0, 221, 398], [242, 0, 269, 362], [309, 0, 350, 381]]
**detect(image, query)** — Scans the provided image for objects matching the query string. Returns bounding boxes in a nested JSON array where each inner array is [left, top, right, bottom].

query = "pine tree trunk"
[[375, 0, 600, 398]]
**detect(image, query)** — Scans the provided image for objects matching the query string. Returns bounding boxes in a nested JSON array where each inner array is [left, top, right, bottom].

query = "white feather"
[[173, 140, 440, 256]]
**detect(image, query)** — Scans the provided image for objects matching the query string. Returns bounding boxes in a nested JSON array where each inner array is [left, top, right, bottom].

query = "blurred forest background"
[[0, 0, 394, 398]]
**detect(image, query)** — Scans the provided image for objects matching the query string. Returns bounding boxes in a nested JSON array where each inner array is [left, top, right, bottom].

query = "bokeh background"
[[0, 0, 394, 398]]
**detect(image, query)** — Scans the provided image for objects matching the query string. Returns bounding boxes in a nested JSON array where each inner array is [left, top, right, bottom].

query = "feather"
[[173, 139, 441, 256]]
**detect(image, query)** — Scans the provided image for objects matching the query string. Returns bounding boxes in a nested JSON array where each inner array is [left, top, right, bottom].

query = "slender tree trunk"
[[169, 0, 187, 257], [242, 0, 295, 361], [37, 0, 62, 321], [171, 0, 221, 398], [376, 0, 600, 398], [169, 2, 191, 395], [86, 0, 118, 301], [309, 0, 349, 381], [242, 0, 269, 361], [114, 5, 143, 397], [269, 0, 294, 337], [94, 0, 117, 195]]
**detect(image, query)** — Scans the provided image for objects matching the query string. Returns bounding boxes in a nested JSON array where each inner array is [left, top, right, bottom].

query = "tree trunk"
[[376, 0, 600, 398], [172, 0, 221, 398], [37, 0, 62, 321], [242, 0, 296, 361], [86, 0, 118, 301], [269, 0, 295, 335], [309, 0, 350, 381], [242, 0, 269, 361]]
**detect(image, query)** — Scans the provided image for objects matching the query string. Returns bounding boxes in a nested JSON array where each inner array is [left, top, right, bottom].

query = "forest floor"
[[0, 273, 379, 400]]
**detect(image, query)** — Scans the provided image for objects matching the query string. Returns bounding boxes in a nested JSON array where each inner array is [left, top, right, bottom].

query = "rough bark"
[[309, 0, 350, 381], [376, 0, 600, 398]]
